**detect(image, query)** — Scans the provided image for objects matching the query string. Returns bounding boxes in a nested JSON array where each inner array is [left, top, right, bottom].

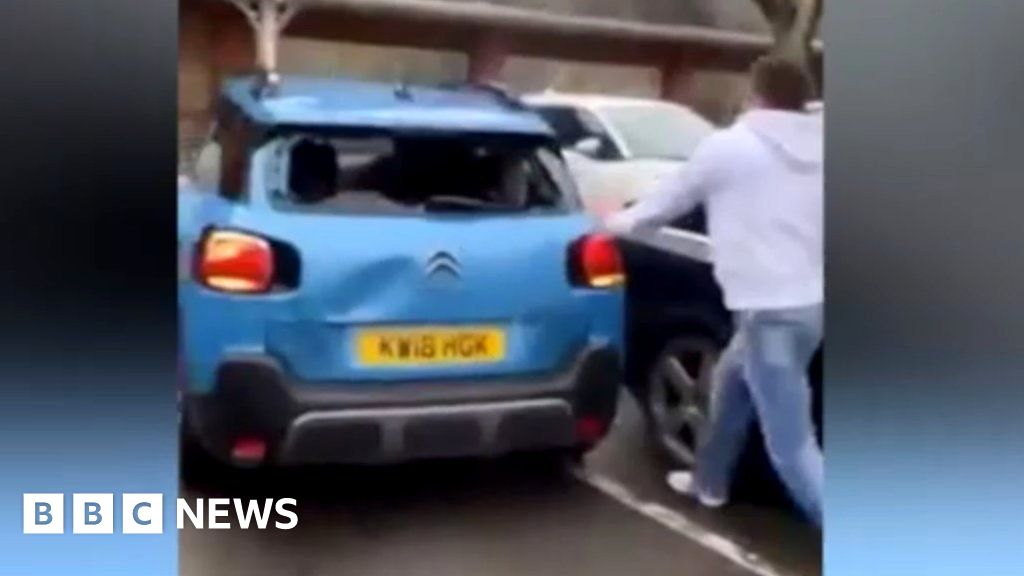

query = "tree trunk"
[[227, 0, 302, 74], [749, 0, 821, 68], [255, 1, 279, 73], [777, 0, 821, 68]]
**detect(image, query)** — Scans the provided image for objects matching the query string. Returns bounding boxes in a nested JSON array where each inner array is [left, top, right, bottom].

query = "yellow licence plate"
[[356, 326, 507, 366]]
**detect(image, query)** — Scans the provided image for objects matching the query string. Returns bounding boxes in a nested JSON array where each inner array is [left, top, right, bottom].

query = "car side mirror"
[[571, 137, 602, 159]]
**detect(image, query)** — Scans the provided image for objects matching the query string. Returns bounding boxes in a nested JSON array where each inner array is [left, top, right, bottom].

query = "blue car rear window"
[[269, 133, 577, 215]]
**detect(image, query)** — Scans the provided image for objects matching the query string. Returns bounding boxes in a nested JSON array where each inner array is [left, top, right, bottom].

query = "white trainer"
[[665, 471, 728, 508]]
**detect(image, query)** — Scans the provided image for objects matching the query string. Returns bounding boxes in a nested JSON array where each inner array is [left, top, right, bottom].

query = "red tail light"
[[231, 436, 267, 464], [197, 230, 273, 293], [568, 233, 625, 288], [575, 416, 609, 446]]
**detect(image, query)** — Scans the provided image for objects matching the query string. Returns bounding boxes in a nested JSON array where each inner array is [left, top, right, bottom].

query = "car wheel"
[[641, 333, 800, 501], [642, 334, 721, 468]]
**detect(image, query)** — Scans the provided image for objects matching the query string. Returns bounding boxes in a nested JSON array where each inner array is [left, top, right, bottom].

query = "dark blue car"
[[618, 208, 822, 491]]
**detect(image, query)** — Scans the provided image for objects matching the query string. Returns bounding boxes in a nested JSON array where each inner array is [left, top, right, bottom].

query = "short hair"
[[750, 55, 814, 111]]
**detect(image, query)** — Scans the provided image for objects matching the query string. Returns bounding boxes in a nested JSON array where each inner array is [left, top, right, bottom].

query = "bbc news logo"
[[23, 494, 298, 534]]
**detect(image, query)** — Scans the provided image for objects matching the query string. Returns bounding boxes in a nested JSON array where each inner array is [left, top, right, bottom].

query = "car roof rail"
[[250, 70, 282, 99], [394, 79, 414, 101], [438, 81, 525, 109]]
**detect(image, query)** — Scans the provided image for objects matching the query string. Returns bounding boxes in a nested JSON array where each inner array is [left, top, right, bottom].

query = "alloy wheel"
[[646, 337, 720, 467]]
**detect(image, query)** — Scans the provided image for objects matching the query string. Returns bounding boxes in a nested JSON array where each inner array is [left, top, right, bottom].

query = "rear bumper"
[[183, 346, 621, 465]]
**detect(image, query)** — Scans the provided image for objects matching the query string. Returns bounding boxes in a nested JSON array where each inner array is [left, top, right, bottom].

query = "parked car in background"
[[177, 77, 625, 482], [523, 92, 716, 218]]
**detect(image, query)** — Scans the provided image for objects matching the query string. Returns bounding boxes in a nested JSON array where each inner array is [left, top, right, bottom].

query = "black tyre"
[[640, 334, 721, 468], [640, 332, 793, 499]]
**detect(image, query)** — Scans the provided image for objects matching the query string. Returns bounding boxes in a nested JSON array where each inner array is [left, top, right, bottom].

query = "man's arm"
[[604, 136, 721, 236]]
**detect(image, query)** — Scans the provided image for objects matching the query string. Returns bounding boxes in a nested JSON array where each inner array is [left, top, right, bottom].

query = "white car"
[[523, 92, 716, 218]]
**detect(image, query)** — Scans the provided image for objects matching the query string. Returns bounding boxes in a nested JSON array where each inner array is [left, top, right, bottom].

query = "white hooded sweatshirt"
[[606, 109, 823, 311]]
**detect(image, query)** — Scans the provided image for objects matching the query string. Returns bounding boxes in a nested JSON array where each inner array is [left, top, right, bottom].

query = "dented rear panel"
[[180, 206, 623, 391]]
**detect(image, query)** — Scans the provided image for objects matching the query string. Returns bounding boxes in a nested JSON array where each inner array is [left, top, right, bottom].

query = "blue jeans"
[[695, 304, 824, 527]]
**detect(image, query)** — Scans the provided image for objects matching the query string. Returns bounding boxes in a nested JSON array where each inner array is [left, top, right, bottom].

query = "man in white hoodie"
[[606, 56, 824, 527]]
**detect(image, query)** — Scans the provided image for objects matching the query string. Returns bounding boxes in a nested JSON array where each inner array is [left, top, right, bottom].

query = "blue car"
[[178, 76, 625, 475]]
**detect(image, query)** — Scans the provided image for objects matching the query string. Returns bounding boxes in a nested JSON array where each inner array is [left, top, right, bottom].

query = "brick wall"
[[178, 3, 252, 171], [179, 6, 215, 172], [177, 1, 755, 171]]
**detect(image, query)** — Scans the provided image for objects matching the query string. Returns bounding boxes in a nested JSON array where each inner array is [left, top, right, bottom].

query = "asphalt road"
[[180, 394, 820, 576]]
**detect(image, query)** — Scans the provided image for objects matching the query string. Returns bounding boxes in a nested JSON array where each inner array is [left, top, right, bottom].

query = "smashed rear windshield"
[[269, 132, 577, 215]]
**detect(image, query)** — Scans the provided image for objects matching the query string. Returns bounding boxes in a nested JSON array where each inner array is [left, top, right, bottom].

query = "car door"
[[617, 205, 729, 373]]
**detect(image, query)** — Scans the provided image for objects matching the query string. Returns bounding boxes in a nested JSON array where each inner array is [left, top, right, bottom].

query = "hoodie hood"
[[739, 109, 823, 170]]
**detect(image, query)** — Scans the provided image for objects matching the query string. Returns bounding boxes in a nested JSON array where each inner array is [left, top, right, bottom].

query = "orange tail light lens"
[[197, 230, 273, 293], [569, 233, 625, 288]]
